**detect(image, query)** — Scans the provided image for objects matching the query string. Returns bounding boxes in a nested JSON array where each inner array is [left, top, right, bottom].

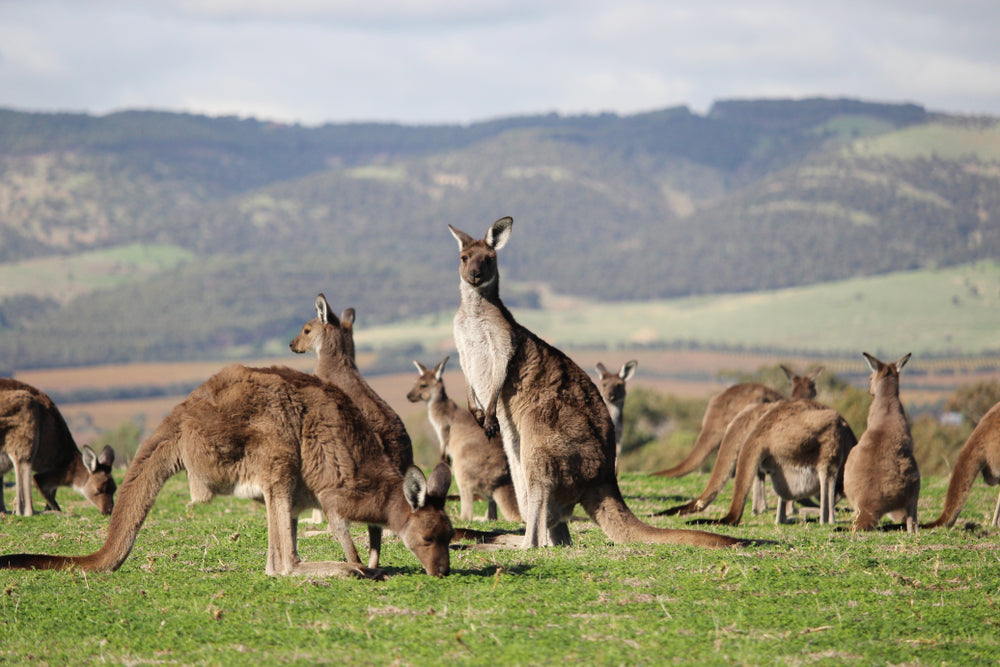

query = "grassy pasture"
[[1, 471, 998, 665]]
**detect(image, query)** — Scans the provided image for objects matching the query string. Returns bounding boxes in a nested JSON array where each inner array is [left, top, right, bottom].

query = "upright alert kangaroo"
[[449, 216, 744, 549], [0, 365, 453, 577], [0, 379, 116, 516], [594, 360, 638, 475], [407, 356, 520, 522], [290, 294, 414, 568], [844, 353, 920, 533], [923, 399, 1000, 529]]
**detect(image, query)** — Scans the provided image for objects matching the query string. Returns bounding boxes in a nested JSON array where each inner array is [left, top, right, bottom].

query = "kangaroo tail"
[[582, 482, 747, 549], [650, 428, 721, 477], [923, 436, 986, 529], [716, 433, 769, 527]]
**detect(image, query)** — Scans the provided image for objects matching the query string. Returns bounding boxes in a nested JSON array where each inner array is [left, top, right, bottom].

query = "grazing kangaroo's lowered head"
[[0, 379, 117, 516], [595, 360, 638, 475]]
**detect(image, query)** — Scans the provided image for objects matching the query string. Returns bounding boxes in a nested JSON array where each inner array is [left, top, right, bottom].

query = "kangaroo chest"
[[453, 306, 517, 409]]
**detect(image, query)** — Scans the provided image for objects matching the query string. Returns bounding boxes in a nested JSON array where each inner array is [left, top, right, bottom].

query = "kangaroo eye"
[[460, 255, 468, 263]]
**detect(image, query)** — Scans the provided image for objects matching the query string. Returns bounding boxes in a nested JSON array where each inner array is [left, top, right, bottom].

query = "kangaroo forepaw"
[[483, 415, 500, 438], [655, 502, 696, 517], [350, 566, 387, 581]]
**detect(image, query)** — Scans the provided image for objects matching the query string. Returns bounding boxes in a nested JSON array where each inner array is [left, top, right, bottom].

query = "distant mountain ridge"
[[1, 97, 997, 369]]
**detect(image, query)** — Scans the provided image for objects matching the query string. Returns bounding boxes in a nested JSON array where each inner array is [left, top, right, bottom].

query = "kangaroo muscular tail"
[[581, 482, 747, 548], [0, 418, 183, 572], [651, 428, 721, 477], [923, 437, 986, 529]]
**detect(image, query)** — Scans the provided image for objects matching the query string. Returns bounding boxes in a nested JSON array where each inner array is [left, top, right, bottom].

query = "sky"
[[1, 1, 999, 127]]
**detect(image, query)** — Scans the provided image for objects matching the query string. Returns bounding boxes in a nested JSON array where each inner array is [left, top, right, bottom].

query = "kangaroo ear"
[[403, 466, 428, 511], [808, 366, 825, 381], [595, 362, 609, 378], [426, 462, 452, 498], [413, 360, 428, 374], [340, 308, 355, 330], [486, 216, 513, 250], [449, 224, 474, 249], [862, 352, 882, 373], [99, 445, 116, 467], [81, 445, 97, 472], [780, 364, 794, 381], [434, 356, 449, 380], [620, 360, 638, 382], [315, 294, 338, 326], [895, 353, 912, 372]]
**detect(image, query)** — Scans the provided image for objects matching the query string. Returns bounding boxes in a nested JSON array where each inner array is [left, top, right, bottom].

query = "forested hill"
[[1, 97, 998, 368]]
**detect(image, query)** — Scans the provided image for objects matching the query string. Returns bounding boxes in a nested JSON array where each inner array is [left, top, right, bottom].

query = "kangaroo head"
[[862, 352, 911, 396], [448, 217, 512, 291], [79, 444, 117, 515], [780, 365, 823, 400], [595, 360, 637, 408], [399, 462, 454, 577], [406, 357, 448, 404], [289, 294, 354, 360]]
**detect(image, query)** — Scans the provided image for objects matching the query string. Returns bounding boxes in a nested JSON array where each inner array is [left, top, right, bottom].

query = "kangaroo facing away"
[[661, 366, 823, 517], [407, 356, 520, 522], [290, 294, 414, 568], [923, 399, 1000, 529], [0, 365, 454, 577], [707, 399, 856, 526], [594, 360, 638, 475], [0, 378, 116, 516], [844, 352, 920, 533], [449, 217, 746, 549]]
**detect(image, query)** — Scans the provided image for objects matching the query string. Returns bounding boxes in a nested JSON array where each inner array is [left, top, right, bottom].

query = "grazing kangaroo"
[[923, 400, 1000, 529], [449, 216, 745, 549], [709, 399, 856, 526], [0, 378, 116, 516], [844, 353, 920, 533], [0, 365, 454, 577], [661, 366, 823, 517], [652, 366, 821, 477], [407, 356, 520, 522], [594, 360, 638, 475], [290, 294, 414, 568]]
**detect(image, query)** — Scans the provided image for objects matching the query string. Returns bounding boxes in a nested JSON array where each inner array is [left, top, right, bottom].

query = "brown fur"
[[713, 399, 856, 526], [449, 217, 745, 549], [594, 360, 637, 475], [0, 365, 453, 577], [923, 400, 1000, 528], [407, 356, 520, 522], [0, 378, 116, 516], [661, 366, 823, 517], [290, 294, 414, 568], [844, 353, 920, 533]]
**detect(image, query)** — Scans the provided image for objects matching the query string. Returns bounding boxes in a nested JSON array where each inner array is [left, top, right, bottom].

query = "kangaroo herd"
[[1, 216, 999, 579]]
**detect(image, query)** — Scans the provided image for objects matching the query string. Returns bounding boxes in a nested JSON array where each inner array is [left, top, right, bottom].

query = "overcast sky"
[[1, 1, 998, 126]]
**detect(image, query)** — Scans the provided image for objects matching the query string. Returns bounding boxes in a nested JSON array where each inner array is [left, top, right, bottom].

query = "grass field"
[[1, 471, 998, 665]]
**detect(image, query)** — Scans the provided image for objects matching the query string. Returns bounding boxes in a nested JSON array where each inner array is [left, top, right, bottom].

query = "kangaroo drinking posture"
[[662, 366, 823, 517], [449, 217, 745, 549], [923, 399, 1000, 529], [0, 379, 116, 516], [407, 356, 520, 522], [708, 399, 856, 526], [290, 294, 414, 568], [844, 353, 920, 533], [652, 368, 819, 477], [0, 365, 453, 577], [594, 360, 638, 475]]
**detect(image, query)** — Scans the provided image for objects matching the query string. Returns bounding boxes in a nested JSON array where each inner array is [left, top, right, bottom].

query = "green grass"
[[848, 119, 1000, 162], [357, 262, 1000, 357], [2, 471, 998, 665]]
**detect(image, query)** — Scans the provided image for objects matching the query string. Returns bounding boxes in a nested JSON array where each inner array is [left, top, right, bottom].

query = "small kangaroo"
[[923, 399, 1000, 529], [407, 356, 520, 522], [710, 399, 856, 526], [449, 216, 745, 549], [290, 294, 414, 568], [0, 378, 116, 516], [594, 360, 638, 475], [661, 366, 822, 517], [843, 352, 920, 533], [0, 365, 454, 577]]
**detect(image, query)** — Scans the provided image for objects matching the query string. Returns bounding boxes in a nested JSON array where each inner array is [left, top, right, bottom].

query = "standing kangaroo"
[[0, 365, 453, 577], [594, 360, 638, 475], [290, 294, 415, 569], [844, 352, 920, 533], [709, 399, 856, 526], [652, 372, 806, 478], [0, 378, 116, 516], [660, 366, 823, 517], [923, 399, 1000, 529], [407, 356, 520, 522], [449, 216, 745, 549]]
